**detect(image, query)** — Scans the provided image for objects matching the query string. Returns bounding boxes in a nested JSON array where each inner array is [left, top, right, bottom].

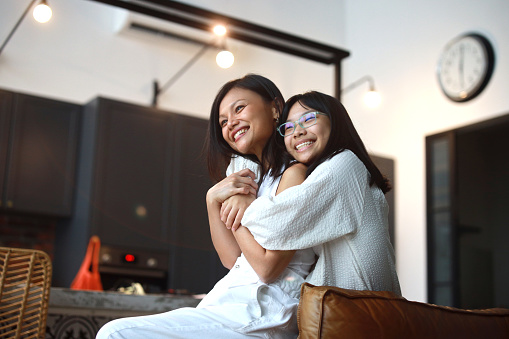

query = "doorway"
[[426, 113, 509, 308]]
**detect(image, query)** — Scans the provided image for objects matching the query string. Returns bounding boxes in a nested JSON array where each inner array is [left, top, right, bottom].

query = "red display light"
[[124, 254, 136, 263]]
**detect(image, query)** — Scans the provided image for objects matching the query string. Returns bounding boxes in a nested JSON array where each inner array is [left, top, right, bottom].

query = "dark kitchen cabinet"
[[55, 98, 226, 293], [169, 114, 227, 293], [0, 90, 13, 202], [0, 89, 81, 216], [87, 98, 176, 252]]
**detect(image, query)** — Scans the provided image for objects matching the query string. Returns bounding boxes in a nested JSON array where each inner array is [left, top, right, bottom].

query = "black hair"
[[205, 74, 284, 182], [270, 91, 391, 194]]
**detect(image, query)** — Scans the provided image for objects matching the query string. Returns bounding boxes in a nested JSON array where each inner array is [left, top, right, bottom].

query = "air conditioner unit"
[[114, 10, 213, 46]]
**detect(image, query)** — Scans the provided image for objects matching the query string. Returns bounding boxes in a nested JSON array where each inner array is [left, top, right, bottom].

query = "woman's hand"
[[206, 168, 257, 268], [206, 168, 258, 205], [220, 194, 256, 231]]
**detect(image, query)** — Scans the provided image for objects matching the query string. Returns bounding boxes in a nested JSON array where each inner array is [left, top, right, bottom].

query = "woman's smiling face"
[[219, 87, 277, 160], [284, 102, 331, 165]]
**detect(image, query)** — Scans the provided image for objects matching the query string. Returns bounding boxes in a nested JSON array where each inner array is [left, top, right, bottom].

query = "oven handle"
[[99, 266, 166, 278]]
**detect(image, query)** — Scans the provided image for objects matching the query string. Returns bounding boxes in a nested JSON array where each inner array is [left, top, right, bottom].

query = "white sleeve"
[[225, 155, 261, 182], [242, 151, 369, 250]]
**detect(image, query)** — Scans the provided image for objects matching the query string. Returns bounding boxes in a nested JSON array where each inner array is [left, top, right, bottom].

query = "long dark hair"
[[205, 74, 284, 182], [270, 91, 391, 194]]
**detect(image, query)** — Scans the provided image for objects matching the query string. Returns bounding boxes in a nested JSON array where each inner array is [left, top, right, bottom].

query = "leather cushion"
[[297, 283, 509, 339]]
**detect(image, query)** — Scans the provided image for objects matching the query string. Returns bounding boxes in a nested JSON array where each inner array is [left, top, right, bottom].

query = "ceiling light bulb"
[[213, 25, 227, 36], [363, 90, 381, 108], [33, 2, 52, 23], [216, 50, 234, 69]]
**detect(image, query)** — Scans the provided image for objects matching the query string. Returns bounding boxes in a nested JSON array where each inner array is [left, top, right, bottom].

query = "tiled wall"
[[0, 214, 56, 258]]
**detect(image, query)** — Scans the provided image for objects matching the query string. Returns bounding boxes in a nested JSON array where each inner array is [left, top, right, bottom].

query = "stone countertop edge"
[[49, 288, 202, 312]]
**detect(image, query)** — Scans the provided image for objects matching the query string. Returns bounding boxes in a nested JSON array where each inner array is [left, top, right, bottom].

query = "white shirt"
[[242, 151, 401, 295]]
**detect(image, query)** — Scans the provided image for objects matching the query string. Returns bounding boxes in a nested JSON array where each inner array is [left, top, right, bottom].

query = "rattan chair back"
[[0, 247, 52, 339]]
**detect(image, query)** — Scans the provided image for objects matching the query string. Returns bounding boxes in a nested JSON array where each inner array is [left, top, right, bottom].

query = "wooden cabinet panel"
[[0, 90, 13, 204], [89, 99, 175, 252], [169, 115, 227, 293], [171, 115, 212, 250], [0, 90, 81, 216]]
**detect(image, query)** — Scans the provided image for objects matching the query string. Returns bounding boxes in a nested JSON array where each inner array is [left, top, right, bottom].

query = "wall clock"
[[437, 33, 495, 102]]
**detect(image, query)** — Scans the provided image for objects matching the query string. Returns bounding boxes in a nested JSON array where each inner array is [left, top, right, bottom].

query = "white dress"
[[96, 172, 316, 339]]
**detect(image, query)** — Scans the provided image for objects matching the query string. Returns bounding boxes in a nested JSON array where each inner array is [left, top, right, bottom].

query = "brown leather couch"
[[297, 283, 509, 338]]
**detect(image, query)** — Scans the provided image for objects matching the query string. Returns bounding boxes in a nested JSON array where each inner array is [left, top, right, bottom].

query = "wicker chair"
[[0, 247, 52, 339]]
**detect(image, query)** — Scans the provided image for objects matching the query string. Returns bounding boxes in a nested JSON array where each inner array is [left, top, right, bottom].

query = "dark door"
[[427, 113, 509, 308]]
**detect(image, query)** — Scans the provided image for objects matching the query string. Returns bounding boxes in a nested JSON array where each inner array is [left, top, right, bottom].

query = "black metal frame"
[[0, 0, 38, 56], [87, 0, 350, 99]]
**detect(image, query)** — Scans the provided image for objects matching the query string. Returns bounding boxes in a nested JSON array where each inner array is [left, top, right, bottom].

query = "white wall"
[[1, 0, 508, 303], [341, 0, 509, 302]]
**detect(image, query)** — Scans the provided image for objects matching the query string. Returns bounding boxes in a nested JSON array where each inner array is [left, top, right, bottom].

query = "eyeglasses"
[[277, 111, 328, 137]]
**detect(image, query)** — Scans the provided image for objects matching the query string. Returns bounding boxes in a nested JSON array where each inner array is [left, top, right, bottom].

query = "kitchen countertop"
[[46, 288, 202, 338], [50, 287, 202, 313]]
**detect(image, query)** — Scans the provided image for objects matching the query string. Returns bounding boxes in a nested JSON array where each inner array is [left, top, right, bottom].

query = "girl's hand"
[[206, 168, 258, 205], [220, 194, 256, 231]]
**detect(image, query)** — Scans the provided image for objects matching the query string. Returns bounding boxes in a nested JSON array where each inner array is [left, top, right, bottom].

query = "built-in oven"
[[98, 245, 169, 294]]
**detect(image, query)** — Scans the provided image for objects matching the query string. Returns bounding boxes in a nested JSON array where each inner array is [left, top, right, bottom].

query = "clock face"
[[437, 33, 495, 102]]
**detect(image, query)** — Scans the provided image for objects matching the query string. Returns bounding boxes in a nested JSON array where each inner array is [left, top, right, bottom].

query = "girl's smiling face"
[[219, 87, 278, 161], [284, 102, 331, 165]]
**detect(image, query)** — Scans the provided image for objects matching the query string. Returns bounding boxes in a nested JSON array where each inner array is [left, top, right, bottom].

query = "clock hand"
[[459, 44, 465, 88]]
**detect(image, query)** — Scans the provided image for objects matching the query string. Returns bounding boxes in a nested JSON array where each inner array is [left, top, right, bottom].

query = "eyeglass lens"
[[279, 112, 318, 136]]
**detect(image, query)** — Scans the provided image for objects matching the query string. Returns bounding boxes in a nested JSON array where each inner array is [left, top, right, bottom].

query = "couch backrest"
[[297, 283, 509, 339]]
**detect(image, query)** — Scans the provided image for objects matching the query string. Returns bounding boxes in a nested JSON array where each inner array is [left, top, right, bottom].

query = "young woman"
[[97, 74, 317, 339], [228, 91, 401, 294]]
